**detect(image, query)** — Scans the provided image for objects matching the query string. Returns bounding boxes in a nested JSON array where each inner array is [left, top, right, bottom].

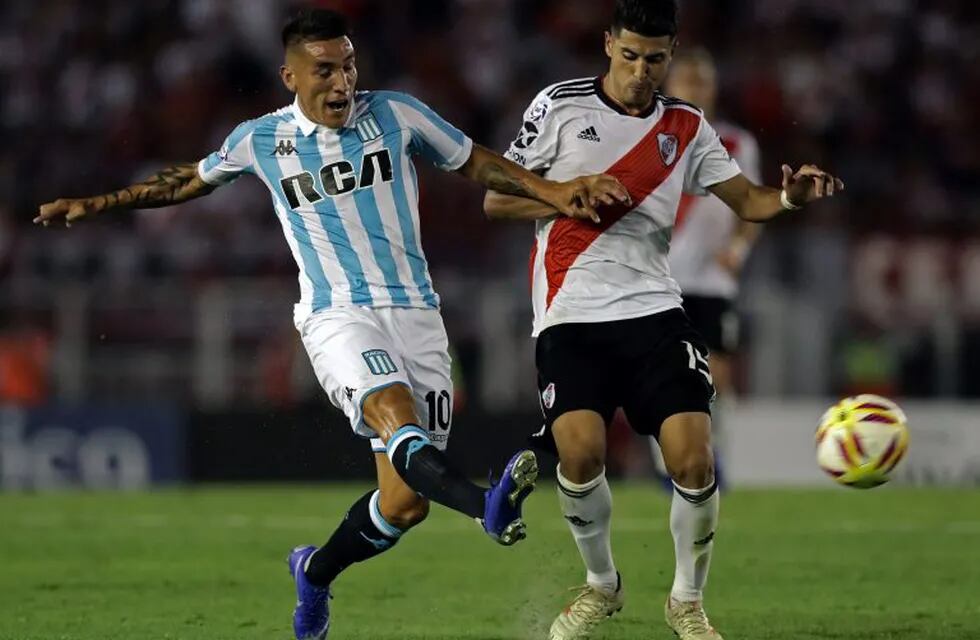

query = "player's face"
[[604, 29, 674, 111], [281, 37, 358, 129], [664, 59, 717, 114]]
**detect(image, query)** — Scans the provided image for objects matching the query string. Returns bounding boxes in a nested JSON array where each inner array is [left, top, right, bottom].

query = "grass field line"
[[11, 512, 980, 534]]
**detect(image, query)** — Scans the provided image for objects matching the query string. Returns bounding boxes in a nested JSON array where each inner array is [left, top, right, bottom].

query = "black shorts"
[[681, 295, 739, 355], [534, 308, 715, 441]]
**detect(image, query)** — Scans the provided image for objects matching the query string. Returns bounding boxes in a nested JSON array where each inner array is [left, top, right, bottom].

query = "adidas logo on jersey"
[[577, 126, 601, 142]]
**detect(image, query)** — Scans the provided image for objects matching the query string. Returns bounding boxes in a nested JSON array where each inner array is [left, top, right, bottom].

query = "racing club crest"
[[657, 132, 678, 166]]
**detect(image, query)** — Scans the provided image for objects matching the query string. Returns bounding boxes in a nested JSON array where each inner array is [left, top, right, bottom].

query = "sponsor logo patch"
[[354, 113, 384, 142], [272, 139, 298, 156], [528, 98, 550, 123], [576, 126, 601, 142]]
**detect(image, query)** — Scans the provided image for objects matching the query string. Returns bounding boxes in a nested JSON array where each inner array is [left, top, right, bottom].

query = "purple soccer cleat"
[[287, 545, 331, 640], [482, 449, 539, 545]]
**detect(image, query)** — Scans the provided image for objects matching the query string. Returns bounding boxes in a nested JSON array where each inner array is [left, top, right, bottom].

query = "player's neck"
[[600, 75, 654, 117]]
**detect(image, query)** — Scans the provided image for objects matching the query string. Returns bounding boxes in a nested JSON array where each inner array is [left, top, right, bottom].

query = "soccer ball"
[[815, 394, 909, 488]]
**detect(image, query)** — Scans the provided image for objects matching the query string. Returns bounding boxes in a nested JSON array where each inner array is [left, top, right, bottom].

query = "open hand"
[[550, 174, 631, 223], [34, 197, 107, 227], [580, 174, 631, 210]]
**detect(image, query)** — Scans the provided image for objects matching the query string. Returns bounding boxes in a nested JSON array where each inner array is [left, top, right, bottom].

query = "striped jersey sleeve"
[[197, 120, 258, 185], [385, 92, 473, 171]]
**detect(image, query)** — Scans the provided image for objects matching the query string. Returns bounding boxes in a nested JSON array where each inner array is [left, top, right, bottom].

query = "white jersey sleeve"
[[682, 118, 742, 196], [504, 90, 561, 172], [387, 93, 473, 171], [197, 120, 257, 185]]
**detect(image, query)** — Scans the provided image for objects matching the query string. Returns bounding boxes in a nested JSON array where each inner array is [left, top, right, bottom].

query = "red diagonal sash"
[[542, 107, 701, 308]]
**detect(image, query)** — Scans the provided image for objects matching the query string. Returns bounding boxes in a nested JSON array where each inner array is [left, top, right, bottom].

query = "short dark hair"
[[612, 0, 678, 38], [281, 8, 350, 49]]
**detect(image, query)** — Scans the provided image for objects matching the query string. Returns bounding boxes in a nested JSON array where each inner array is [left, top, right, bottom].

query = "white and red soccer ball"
[[815, 394, 910, 488]]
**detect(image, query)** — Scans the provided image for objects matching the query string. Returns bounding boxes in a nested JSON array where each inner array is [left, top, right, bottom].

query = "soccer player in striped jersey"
[[651, 47, 763, 490], [34, 9, 628, 640], [485, 1, 843, 639]]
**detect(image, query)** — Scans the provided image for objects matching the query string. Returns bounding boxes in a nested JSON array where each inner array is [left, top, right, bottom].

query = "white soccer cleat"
[[664, 597, 724, 640], [548, 576, 624, 640]]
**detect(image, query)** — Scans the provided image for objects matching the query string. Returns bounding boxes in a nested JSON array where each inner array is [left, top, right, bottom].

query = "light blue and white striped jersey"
[[197, 91, 473, 321]]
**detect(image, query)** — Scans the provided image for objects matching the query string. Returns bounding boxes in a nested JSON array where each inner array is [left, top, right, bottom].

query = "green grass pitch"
[[1, 484, 978, 639]]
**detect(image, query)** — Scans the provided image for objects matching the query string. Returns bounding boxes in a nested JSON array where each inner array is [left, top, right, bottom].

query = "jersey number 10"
[[424, 390, 451, 431]]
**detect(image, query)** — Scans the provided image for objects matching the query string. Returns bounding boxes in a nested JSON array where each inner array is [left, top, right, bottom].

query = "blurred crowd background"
[[2, 0, 979, 417]]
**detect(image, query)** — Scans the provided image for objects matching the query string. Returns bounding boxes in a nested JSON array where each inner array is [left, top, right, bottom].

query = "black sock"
[[304, 490, 403, 587], [386, 425, 486, 519]]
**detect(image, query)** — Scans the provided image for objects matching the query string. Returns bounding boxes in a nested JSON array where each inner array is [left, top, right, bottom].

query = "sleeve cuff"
[[440, 136, 474, 172], [690, 161, 742, 196], [196, 159, 220, 185], [197, 158, 238, 186]]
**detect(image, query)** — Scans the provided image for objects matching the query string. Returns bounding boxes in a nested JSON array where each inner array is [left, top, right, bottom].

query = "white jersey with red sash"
[[504, 77, 742, 336]]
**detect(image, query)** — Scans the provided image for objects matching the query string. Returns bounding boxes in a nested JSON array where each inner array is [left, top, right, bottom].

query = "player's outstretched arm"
[[460, 144, 629, 223], [483, 190, 559, 222], [35, 163, 216, 227], [483, 173, 631, 224], [709, 164, 844, 223]]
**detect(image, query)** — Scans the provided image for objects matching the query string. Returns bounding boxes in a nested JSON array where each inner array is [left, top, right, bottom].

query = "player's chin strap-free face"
[[603, 29, 675, 110], [280, 37, 357, 125]]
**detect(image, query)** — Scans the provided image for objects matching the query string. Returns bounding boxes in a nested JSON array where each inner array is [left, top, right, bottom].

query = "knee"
[[362, 384, 417, 436], [362, 384, 413, 415], [379, 495, 430, 530], [559, 449, 605, 484], [669, 446, 715, 489], [553, 413, 606, 484]]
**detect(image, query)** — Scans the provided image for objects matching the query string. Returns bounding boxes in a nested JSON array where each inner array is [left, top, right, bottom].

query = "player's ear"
[[280, 64, 296, 93], [604, 30, 614, 58]]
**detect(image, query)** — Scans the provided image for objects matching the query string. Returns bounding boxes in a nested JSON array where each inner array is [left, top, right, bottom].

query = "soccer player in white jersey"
[[485, 1, 843, 639], [652, 47, 763, 489], [34, 9, 628, 640]]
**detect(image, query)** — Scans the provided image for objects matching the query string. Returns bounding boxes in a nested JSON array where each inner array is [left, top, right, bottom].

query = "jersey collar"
[[290, 96, 358, 136], [594, 76, 659, 119], [291, 97, 319, 136]]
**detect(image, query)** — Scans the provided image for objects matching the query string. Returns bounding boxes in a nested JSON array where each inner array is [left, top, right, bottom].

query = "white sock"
[[557, 465, 618, 593], [670, 480, 720, 602]]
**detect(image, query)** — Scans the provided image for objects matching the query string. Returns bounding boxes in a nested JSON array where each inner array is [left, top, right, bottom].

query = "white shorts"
[[296, 306, 453, 452]]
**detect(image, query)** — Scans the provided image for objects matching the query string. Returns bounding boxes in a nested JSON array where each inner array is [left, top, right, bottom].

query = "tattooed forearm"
[[476, 161, 536, 199], [103, 163, 214, 210]]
